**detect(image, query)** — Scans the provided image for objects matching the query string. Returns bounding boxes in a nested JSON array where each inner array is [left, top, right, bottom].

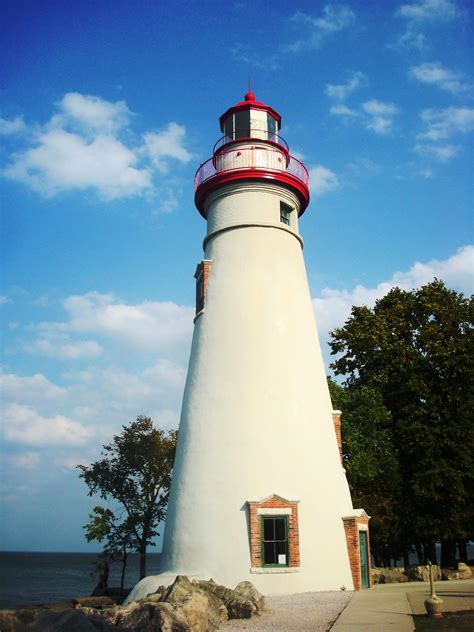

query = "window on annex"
[[280, 201, 292, 226], [261, 516, 289, 567]]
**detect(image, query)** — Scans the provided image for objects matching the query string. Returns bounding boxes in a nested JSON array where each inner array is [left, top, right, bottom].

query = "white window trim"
[[257, 507, 292, 516], [250, 567, 300, 574], [357, 524, 369, 532]]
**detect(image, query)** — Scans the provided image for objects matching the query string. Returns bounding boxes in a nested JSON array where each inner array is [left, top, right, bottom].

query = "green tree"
[[328, 379, 403, 566], [83, 506, 137, 591], [330, 280, 474, 566], [78, 417, 177, 579]]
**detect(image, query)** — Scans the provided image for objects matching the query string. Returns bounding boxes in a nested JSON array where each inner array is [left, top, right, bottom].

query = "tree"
[[78, 417, 177, 579], [83, 506, 137, 591], [330, 280, 474, 566], [328, 378, 404, 566]]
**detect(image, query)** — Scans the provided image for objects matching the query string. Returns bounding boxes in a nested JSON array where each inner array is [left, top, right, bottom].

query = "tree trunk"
[[373, 543, 381, 567], [441, 539, 456, 568], [415, 543, 424, 565], [425, 542, 437, 565], [139, 543, 147, 579], [458, 540, 468, 563], [403, 550, 410, 568], [120, 553, 128, 592]]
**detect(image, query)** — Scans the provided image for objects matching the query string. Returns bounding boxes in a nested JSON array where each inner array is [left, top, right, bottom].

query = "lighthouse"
[[128, 92, 372, 600]]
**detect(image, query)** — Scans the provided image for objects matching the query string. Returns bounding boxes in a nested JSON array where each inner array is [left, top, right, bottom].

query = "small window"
[[234, 110, 250, 139], [267, 115, 278, 142], [280, 202, 292, 226], [261, 516, 289, 567]]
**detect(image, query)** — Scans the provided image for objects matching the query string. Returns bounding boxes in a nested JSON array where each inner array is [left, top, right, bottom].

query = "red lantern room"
[[194, 92, 310, 218]]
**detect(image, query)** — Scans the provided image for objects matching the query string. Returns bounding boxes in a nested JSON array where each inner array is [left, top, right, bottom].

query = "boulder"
[[163, 576, 220, 632], [75, 575, 263, 631], [405, 565, 441, 582], [72, 596, 116, 609], [372, 568, 408, 584], [234, 581, 265, 615], [441, 563, 472, 581], [114, 601, 190, 631], [28, 609, 112, 631], [0, 610, 26, 632], [457, 563, 472, 578], [442, 568, 461, 581]]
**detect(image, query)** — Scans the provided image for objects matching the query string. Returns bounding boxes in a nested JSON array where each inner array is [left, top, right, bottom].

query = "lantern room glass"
[[222, 111, 280, 144]]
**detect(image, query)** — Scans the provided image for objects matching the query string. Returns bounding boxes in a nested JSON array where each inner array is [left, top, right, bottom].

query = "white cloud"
[[308, 165, 340, 196], [288, 5, 355, 53], [414, 142, 459, 161], [58, 291, 194, 350], [1, 372, 67, 402], [409, 62, 471, 94], [0, 295, 11, 305], [394, 29, 428, 51], [313, 245, 474, 355], [1, 92, 192, 203], [393, 0, 460, 51], [4, 128, 152, 200], [68, 361, 186, 430], [52, 92, 130, 135], [330, 104, 359, 117], [396, 0, 460, 22], [3, 404, 94, 446], [9, 452, 41, 469], [325, 72, 367, 100], [418, 107, 474, 141], [143, 123, 193, 173], [0, 116, 27, 136], [23, 334, 103, 360], [362, 100, 399, 134]]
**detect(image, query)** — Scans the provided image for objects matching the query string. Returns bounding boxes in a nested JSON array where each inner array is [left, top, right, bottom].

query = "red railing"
[[194, 145, 309, 191]]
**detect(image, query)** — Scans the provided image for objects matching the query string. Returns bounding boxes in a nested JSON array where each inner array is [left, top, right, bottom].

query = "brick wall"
[[332, 410, 343, 464], [342, 514, 372, 590], [194, 260, 211, 314], [247, 495, 300, 568]]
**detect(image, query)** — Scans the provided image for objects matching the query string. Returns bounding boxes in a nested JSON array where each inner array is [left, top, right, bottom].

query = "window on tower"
[[280, 202, 292, 226], [247, 495, 300, 572], [262, 516, 289, 567]]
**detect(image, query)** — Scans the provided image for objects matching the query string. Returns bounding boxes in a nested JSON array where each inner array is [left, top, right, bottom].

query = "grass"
[[413, 610, 474, 631]]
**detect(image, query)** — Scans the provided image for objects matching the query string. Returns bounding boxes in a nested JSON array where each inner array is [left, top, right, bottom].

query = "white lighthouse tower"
[[128, 92, 372, 600]]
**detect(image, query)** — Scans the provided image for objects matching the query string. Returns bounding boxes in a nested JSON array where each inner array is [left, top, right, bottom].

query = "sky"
[[1, 0, 473, 552]]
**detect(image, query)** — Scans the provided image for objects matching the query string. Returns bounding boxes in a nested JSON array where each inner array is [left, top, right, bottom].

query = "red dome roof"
[[219, 92, 282, 131]]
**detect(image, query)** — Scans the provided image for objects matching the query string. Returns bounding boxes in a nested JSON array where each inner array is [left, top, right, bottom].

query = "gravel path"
[[221, 591, 352, 632]]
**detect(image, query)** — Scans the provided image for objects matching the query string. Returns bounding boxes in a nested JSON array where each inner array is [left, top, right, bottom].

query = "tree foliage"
[[83, 506, 137, 591], [78, 416, 177, 579], [329, 280, 474, 566]]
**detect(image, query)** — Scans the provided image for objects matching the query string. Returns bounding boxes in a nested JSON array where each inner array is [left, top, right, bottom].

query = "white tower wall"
[[154, 182, 354, 594]]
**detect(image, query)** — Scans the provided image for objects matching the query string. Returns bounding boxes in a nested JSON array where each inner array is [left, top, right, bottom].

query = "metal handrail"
[[194, 145, 309, 191], [213, 130, 289, 154]]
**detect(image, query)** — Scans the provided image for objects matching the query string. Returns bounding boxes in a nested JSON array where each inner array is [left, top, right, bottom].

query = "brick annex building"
[[128, 93, 372, 600]]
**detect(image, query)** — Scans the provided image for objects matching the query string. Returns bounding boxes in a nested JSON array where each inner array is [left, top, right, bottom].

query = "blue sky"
[[1, 0, 473, 552]]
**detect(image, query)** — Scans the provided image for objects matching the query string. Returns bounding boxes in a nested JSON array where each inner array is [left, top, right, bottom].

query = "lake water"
[[0, 551, 162, 609]]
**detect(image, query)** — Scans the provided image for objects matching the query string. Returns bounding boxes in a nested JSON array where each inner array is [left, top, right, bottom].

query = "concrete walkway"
[[331, 579, 474, 631]]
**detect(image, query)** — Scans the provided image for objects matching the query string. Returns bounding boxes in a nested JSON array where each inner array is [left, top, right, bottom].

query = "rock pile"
[[372, 562, 473, 584], [0, 576, 265, 632]]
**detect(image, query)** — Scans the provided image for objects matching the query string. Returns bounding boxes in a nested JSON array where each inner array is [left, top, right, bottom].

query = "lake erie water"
[[0, 551, 162, 609]]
